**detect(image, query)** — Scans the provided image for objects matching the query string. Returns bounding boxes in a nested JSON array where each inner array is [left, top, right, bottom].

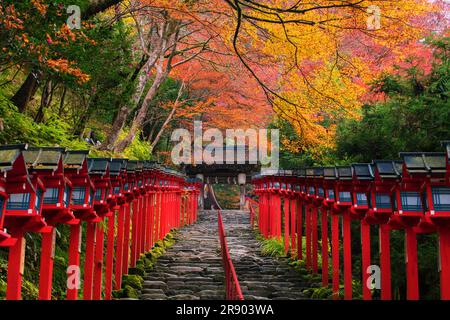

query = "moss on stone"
[[122, 274, 143, 290]]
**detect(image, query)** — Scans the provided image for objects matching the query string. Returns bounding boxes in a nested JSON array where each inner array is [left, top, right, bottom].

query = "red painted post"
[[379, 224, 392, 300], [405, 228, 419, 300], [284, 197, 290, 254], [83, 222, 97, 300], [305, 205, 311, 269], [93, 223, 105, 300], [130, 199, 138, 268], [343, 211, 352, 300], [297, 199, 303, 260], [312, 206, 319, 273], [115, 205, 125, 290], [321, 209, 329, 287], [154, 192, 160, 242], [438, 226, 450, 300], [39, 227, 56, 300], [67, 224, 82, 300], [290, 199, 296, 258], [361, 219, 372, 300], [331, 214, 340, 300], [122, 203, 131, 276], [6, 231, 25, 300], [104, 212, 116, 300]]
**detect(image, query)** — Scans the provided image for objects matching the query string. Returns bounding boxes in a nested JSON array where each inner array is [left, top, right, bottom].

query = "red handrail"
[[217, 210, 244, 300]]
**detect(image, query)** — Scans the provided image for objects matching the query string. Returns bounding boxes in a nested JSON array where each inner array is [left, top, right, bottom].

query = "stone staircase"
[[140, 209, 316, 300]]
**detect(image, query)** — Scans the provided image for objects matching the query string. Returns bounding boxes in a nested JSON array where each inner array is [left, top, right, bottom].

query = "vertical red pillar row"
[[93, 223, 105, 300], [104, 212, 116, 300], [305, 204, 311, 269], [115, 205, 125, 290], [284, 197, 290, 254], [312, 206, 319, 274], [405, 228, 419, 300], [361, 220, 372, 300], [130, 199, 139, 268], [342, 211, 352, 300], [321, 209, 329, 287], [290, 199, 296, 258], [6, 231, 25, 300], [379, 224, 392, 300], [67, 224, 82, 300], [122, 203, 131, 276], [38, 227, 56, 300], [331, 213, 340, 299], [296, 200, 303, 261], [83, 222, 97, 300]]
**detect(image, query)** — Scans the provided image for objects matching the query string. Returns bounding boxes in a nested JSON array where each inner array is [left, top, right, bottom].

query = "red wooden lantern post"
[[280, 170, 293, 255], [364, 161, 401, 300], [122, 160, 137, 277], [322, 167, 338, 298], [293, 169, 306, 262], [385, 158, 426, 300], [349, 163, 375, 300], [321, 167, 337, 289], [401, 150, 450, 299], [87, 158, 112, 300], [106, 158, 127, 299], [23, 147, 77, 300], [333, 166, 354, 300], [1, 145, 47, 300], [64, 150, 96, 300]]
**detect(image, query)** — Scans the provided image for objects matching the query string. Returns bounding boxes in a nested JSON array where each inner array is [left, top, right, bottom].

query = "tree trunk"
[[114, 68, 168, 153], [11, 70, 42, 113], [35, 80, 52, 123]]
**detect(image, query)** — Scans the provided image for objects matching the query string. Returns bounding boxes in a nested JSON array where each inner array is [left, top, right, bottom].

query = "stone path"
[[140, 209, 314, 300], [223, 210, 312, 300]]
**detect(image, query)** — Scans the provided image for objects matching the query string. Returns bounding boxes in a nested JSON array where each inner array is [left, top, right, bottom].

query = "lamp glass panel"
[[72, 187, 86, 205], [375, 193, 391, 209], [35, 189, 42, 211], [339, 191, 352, 202], [94, 188, 102, 201], [309, 186, 315, 195], [400, 192, 422, 212], [43, 187, 59, 204], [113, 186, 121, 195], [318, 187, 324, 197], [356, 193, 368, 206], [432, 187, 450, 211], [7, 193, 31, 210], [327, 189, 335, 200]]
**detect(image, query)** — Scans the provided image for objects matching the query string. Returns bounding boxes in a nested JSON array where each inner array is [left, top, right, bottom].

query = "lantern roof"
[[373, 160, 402, 178], [126, 160, 137, 172], [314, 167, 324, 178], [87, 158, 110, 174], [399, 152, 446, 174], [294, 168, 306, 178], [0, 144, 28, 172], [109, 158, 127, 176], [306, 168, 315, 178], [352, 163, 374, 180], [323, 167, 337, 180], [63, 150, 89, 169], [336, 166, 353, 180], [143, 160, 157, 170], [23, 146, 65, 171]]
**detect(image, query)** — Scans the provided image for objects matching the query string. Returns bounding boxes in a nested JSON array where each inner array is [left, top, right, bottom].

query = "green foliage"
[[336, 36, 450, 162], [0, 93, 88, 148], [260, 237, 285, 257]]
